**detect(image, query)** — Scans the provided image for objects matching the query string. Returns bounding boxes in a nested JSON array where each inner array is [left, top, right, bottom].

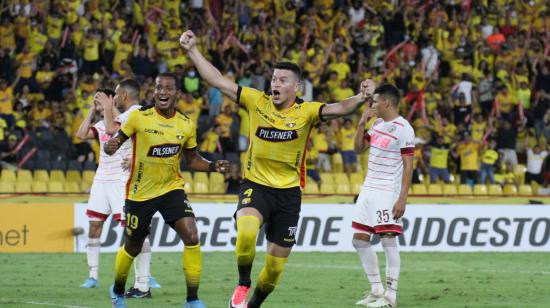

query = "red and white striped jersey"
[[91, 105, 141, 183], [363, 116, 415, 193]]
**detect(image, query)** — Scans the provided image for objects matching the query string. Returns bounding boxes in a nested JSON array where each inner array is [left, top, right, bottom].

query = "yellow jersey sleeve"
[[120, 109, 139, 137], [183, 120, 198, 150], [237, 86, 265, 110]]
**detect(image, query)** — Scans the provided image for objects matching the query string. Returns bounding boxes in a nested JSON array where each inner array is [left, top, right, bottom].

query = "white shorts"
[[86, 181, 125, 222], [352, 188, 403, 235]]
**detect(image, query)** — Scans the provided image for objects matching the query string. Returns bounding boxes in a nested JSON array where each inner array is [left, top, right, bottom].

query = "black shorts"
[[236, 179, 301, 247], [124, 189, 194, 241]]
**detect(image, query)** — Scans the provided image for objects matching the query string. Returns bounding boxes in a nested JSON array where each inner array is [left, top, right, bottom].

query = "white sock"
[[86, 238, 100, 280], [381, 236, 400, 304], [352, 238, 384, 295], [134, 237, 151, 292]]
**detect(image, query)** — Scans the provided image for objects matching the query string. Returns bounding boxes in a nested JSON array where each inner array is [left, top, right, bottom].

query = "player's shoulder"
[[393, 116, 414, 131], [135, 104, 155, 116]]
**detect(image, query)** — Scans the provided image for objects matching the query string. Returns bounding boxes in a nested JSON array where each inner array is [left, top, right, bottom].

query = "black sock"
[[247, 288, 269, 308], [238, 264, 252, 287], [186, 286, 198, 302]]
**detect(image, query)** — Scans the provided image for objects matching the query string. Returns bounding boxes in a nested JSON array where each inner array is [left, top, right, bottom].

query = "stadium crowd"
[[0, 0, 550, 191]]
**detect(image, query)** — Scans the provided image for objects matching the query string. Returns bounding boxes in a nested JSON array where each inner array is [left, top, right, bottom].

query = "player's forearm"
[[103, 106, 117, 136], [399, 159, 413, 201], [187, 48, 228, 92], [76, 112, 95, 140], [354, 124, 369, 154], [322, 94, 366, 121]]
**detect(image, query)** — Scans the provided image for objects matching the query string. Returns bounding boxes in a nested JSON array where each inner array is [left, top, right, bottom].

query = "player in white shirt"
[[352, 84, 415, 308], [78, 81, 160, 297]]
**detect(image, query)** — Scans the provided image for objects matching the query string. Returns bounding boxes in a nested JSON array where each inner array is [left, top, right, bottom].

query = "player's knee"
[[352, 232, 371, 243], [236, 216, 260, 252], [124, 239, 144, 257], [183, 232, 199, 246], [264, 254, 286, 277], [352, 238, 370, 249]]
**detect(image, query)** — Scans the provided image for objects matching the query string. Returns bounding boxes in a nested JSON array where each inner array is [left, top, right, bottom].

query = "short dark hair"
[[374, 84, 401, 107], [274, 62, 302, 80], [156, 72, 180, 88], [96, 88, 115, 97], [118, 79, 141, 100]]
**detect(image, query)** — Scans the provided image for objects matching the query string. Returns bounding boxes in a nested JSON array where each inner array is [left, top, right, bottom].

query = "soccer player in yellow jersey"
[[104, 73, 230, 308], [180, 29, 375, 308]]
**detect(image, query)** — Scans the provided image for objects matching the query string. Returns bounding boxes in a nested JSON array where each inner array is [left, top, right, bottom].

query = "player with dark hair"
[[180, 30, 376, 308], [105, 72, 230, 308], [352, 84, 415, 307]]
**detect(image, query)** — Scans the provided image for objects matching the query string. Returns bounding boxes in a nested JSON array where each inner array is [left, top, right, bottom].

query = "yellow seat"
[[193, 172, 209, 184], [473, 184, 488, 196], [443, 184, 458, 195], [333, 173, 350, 184], [32, 181, 48, 193], [193, 182, 209, 193], [183, 182, 193, 193], [210, 172, 225, 184], [0, 182, 15, 193], [336, 183, 351, 194], [503, 184, 517, 196], [412, 184, 427, 195], [81, 181, 92, 193], [82, 170, 95, 183], [1, 169, 16, 182], [514, 164, 526, 185], [352, 183, 362, 194], [350, 172, 363, 185], [15, 182, 32, 193], [304, 182, 319, 194], [181, 171, 193, 182], [34, 170, 50, 182], [48, 182, 65, 193], [66, 170, 82, 183], [488, 184, 503, 196], [320, 173, 334, 184], [16, 170, 33, 183], [531, 182, 540, 195], [65, 182, 81, 193], [319, 183, 335, 194], [50, 170, 66, 183], [457, 184, 473, 195], [428, 184, 443, 195], [518, 184, 532, 196], [209, 182, 226, 193], [331, 153, 344, 173]]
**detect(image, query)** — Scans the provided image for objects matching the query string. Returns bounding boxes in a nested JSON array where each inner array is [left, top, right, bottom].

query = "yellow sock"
[[183, 244, 202, 300], [257, 254, 287, 294], [113, 246, 135, 294], [236, 216, 261, 267]]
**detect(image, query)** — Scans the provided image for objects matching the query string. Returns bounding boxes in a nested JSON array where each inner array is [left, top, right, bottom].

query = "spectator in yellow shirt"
[[480, 139, 498, 184], [428, 136, 451, 183], [0, 76, 20, 128], [339, 118, 357, 173], [494, 86, 516, 121], [453, 132, 481, 184]]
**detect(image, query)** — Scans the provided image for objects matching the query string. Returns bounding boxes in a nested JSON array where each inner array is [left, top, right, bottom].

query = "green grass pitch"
[[0, 252, 549, 308]]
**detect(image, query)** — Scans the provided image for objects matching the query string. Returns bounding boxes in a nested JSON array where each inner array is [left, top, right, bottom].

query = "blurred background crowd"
[[0, 0, 549, 193]]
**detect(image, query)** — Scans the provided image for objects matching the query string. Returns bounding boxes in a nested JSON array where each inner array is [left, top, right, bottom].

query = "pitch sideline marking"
[[14, 301, 92, 308]]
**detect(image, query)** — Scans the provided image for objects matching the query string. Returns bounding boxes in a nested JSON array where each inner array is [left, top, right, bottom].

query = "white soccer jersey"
[[90, 105, 141, 183], [363, 116, 415, 193]]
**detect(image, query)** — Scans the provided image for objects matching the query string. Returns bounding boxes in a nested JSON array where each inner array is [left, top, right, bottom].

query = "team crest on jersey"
[[388, 125, 397, 133]]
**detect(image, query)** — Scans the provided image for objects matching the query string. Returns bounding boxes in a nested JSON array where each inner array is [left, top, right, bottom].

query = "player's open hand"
[[104, 138, 121, 155], [215, 160, 230, 173], [121, 156, 131, 171], [360, 79, 376, 99], [179, 30, 196, 51], [392, 198, 406, 220], [94, 92, 114, 108]]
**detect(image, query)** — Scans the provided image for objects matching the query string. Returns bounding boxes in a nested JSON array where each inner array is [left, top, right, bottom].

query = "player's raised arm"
[[76, 103, 98, 141], [183, 148, 230, 173], [180, 30, 239, 101], [95, 91, 119, 136], [354, 107, 376, 154], [321, 79, 376, 121]]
